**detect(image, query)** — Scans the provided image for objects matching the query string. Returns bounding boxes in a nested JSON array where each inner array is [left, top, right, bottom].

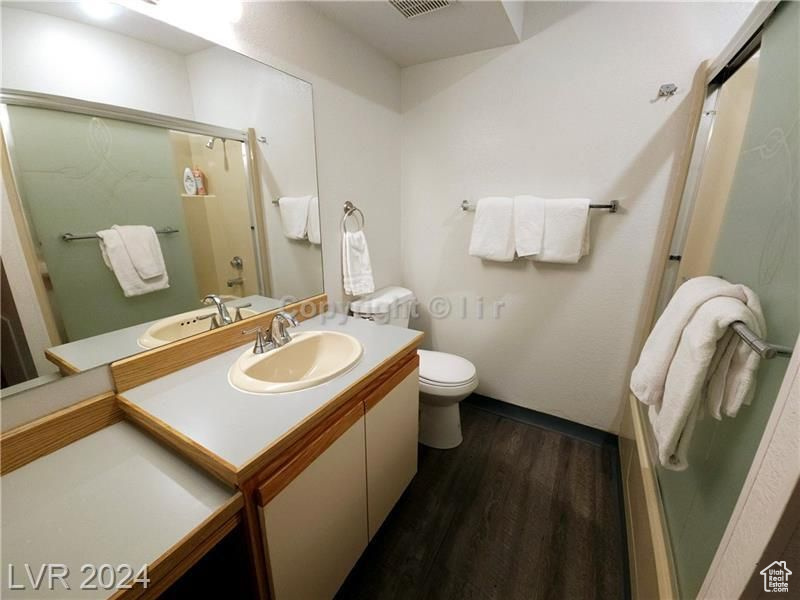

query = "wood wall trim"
[[118, 397, 239, 487], [111, 294, 327, 392], [257, 402, 365, 506], [236, 338, 421, 485], [0, 392, 121, 475], [111, 493, 244, 600]]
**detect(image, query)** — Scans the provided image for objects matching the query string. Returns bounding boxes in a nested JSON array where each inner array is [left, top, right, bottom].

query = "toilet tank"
[[350, 286, 415, 327]]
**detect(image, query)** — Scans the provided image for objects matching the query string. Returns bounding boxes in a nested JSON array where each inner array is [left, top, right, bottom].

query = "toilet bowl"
[[350, 287, 478, 449]]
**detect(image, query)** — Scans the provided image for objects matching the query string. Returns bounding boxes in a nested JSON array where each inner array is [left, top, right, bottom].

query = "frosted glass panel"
[[657, 4, 799, 597], [7, 106, 200, 340]]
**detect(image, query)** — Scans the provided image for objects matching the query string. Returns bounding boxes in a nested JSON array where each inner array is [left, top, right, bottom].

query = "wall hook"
[[656, 83, 678, 99]]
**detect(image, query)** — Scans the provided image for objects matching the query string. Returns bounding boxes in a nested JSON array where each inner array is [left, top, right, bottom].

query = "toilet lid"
[[418, 350, 476, 386]]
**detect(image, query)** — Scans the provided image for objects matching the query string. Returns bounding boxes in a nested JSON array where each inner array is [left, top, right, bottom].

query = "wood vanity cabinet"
[[256, 366, 419, 600]]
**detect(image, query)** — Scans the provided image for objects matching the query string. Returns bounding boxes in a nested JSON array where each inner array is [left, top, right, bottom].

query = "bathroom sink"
[[138, 306, 258, 349], [228, 331, 363, 394]]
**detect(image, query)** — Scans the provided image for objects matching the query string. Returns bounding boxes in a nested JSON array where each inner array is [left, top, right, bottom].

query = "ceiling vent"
[[389, 0, 451, 19]]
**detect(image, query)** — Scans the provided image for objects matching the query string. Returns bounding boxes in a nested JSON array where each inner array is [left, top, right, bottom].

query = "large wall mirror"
[[0, 2, 324, 395]]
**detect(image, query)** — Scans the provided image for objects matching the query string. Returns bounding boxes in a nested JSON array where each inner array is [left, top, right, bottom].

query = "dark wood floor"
[[336, 400, 628, 600]]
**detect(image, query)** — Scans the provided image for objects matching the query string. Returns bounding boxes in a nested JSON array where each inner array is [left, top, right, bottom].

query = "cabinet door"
[[365, 368, 419, 538], [261, 410, 368, 600]]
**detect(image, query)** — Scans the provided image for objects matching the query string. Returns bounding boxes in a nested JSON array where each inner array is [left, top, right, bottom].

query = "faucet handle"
[[198, 312, 220, 330], [232, 302, 252, 322], [242, 326, 272, 354]]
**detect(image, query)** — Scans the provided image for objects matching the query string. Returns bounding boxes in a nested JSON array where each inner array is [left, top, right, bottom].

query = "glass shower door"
[[654, 3, 799, 597]]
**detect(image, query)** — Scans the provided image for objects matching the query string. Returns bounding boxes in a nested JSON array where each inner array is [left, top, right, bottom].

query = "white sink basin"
[[228, 331, 363, 394], [138, 305, 258, 349]]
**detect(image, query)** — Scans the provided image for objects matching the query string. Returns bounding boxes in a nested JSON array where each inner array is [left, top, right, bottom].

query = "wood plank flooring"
[[336, 400, 627, 600]]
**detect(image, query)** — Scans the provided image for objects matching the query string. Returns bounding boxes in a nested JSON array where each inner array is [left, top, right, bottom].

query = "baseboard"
[[464, 394, 618, 448]]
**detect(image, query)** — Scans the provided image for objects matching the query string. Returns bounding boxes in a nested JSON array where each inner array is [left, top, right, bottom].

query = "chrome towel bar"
[[461, 199, 620, 213], [61, 226, 179, 241], [731, 321, 793, 359]]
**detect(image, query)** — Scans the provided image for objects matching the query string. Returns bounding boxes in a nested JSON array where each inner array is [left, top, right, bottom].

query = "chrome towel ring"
[[341, 201, 365, 233]]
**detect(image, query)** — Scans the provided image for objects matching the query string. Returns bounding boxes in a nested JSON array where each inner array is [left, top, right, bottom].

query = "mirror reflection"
[[0, 2, 324, 393]]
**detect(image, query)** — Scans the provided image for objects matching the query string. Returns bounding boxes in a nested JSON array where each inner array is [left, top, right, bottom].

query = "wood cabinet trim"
[[364, 354, 419, 412], [118, 397, 239, 487], [111, 294, 328, 392], [43, 349, 80, 375], [256, 402, 365, 506], [0, 392, 121, 475], [110, 493, 244, 600]]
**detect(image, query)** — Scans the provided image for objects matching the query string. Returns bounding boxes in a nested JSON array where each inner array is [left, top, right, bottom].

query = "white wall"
[[185, 46, 323, 301], [123, 0, 403, 307], [0, 8, 195, 119], [400, 2, 753, 432]]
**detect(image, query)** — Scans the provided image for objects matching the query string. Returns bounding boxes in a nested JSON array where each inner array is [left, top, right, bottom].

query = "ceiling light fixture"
[[79, 0, 117, 20]]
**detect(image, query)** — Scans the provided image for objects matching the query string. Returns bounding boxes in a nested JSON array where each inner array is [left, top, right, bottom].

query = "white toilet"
[[350, 287, 478, 449]]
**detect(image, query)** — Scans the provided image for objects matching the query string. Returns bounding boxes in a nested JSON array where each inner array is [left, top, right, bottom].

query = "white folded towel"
[[306, 196, 321, 245], [630, 276, 762, 408], [278, 196, 311, 240], [513, 195, 545, 258], [647, 292, 765, 470], [342, 230, 375, 296], [533, 198, 591, 264], [111, 225, 166, 279], [97, 226, 170, 297], [468, 196, 515, 262]]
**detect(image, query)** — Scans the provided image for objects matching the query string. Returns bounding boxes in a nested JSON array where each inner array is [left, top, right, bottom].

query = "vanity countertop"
[[1, 421, 238, 599], [46, 295, 284, 373], [119, 315, 422, 476]]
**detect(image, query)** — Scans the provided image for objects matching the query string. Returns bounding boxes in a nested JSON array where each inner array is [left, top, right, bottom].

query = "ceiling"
[[3, 1, 213, 55], [311, 1, 524, 67]]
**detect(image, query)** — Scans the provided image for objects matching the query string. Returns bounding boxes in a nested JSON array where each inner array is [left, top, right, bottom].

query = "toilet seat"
[[418, 350, 477, 395]]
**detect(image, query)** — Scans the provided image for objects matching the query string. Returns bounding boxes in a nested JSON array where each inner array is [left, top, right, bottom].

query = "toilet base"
[[419, 402, 463, 449]]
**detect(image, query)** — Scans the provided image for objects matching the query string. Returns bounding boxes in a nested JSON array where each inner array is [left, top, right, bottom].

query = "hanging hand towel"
[[98, 228, 170, 297], [342, 230, 375, 296], [647, 292, 765, 470], [468, 196, 515, 262], [533, 198, 591, 264], [111, 225, 166, 279], [513, 195, 545, 258], [306, 196, 321, 245], [278, 196, 311, 240], [630, 276, 759, 408]]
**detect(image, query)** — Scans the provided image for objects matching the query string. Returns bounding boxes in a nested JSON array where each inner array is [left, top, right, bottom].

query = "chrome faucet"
[[241, 312, 299, 354], [202, 294, 233, 326], [271, 311, 299, 347]]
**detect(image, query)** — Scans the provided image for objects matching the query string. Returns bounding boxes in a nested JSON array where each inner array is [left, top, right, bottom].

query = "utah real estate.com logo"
[[761, 561, 792, 593]]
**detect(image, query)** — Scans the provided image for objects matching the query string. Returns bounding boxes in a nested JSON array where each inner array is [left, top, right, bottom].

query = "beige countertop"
[[1, 421, 236, 599], [120, 315, 422, 472]]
